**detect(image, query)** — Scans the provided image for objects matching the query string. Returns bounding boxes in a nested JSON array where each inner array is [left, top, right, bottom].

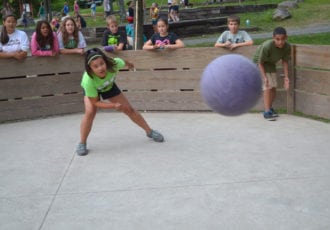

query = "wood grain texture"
[[1, 45, 329, 122]]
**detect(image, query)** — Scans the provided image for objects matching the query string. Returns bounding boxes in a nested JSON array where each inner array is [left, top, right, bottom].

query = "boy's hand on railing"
[[104, 45, 115, 52]]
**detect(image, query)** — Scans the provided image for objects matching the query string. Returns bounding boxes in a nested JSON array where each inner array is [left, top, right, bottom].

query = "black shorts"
[[99, 83, 121, 100], [83, 83, 121, 100]]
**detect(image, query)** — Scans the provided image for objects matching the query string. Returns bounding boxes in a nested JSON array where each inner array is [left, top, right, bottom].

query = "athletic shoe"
[[147, 130, 164, 142], [263, 111, 276, 121], [76, 143, 88, 156], [270, 108, 279, 117]]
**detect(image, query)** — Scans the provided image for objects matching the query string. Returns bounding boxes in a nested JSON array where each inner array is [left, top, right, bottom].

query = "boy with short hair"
[[214, 15, 253, 50], [101, 15, 128, 51], [253, 26, 291, 121]]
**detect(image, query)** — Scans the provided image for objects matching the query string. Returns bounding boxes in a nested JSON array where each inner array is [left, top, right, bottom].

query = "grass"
[[237, 1, 330, 33], [48, 0, 330, 32]]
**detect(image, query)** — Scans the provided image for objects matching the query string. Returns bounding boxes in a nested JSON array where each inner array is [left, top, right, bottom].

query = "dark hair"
[[36, 20, 54, 50], [273, 27, 287, 36], [85, 48, 117, 77], [157, 17, 169, 27], [1, 14, 16, 45]]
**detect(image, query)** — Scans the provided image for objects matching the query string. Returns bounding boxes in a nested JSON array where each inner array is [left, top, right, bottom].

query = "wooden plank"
[[107, 47, 258, 70], [122, 90, 287, 112], [117, 70, 203, 91], [295, 45, 330, 70], [0, 55, 84, 79], [123, 91, 210, 111], [0, 94, 83, 122], [251, 90, 287, 112], [0, 73, 83, 100], [295, 69, 330, 95], [295, 91, 330, 119], [287, 46, 296, 114]]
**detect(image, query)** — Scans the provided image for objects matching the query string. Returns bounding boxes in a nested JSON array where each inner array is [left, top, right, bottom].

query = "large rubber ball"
[[200, 54, 262, 116]]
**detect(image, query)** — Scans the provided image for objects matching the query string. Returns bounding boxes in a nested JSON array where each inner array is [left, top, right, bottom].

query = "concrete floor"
[[1, 112, 330, 230]]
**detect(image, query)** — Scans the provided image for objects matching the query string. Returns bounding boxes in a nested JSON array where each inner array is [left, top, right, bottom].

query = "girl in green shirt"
[[76, 48, 164, 156]]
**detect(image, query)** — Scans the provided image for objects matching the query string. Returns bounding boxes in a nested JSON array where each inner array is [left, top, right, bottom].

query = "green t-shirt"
[[253, 39, 291, 73], [81, 58, 125, 97]]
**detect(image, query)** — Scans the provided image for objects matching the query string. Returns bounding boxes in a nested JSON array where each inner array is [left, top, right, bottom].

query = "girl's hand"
[[13, 51, 27, 60], [125, 60, 134, 70], [78, 49, 85, 55], [154, 44, 161, 49]]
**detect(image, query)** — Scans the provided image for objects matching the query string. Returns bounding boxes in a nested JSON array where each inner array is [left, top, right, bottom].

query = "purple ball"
[[200, 54, 262, 116], [104, 45, 114, 52]]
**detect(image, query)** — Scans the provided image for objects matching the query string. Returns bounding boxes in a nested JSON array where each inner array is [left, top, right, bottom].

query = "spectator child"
[[57, 17, 86, 55], [150, 2, 159, 33], [90, 1, 97, 21], [1, 2, 14, 17], [214, 15, 253, 50], [102, 15, 128, 51], [31, 20, 59, 56], [103, 0, 111, 18], [76, 47, 164, 155], [73, 12, 87, 30], [125, 16, 147, 49], [127, 1, 134, 17], [51, 16, 60, 32], [169, 0, 179, 22], [38, 1, 46, 20], [74, 0, 80, 15], [143, 17, 184, 50], [63, 1, 69, 16], [253, 27, 291, 121], [0, 14, 29, 60]]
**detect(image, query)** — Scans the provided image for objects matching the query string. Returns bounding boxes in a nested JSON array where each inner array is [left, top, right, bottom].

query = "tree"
[[134, 0, 144, 49]]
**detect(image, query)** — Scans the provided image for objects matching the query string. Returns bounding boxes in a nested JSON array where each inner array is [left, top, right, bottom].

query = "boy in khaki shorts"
[[253, 27, 291, 121]]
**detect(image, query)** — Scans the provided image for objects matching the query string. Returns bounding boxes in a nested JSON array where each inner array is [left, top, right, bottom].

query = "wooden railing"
[[0, 45, 329, 123]]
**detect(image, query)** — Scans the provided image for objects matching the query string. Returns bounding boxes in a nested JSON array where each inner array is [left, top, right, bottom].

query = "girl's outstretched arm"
[[165, 38, 185, 49], [143, 39, 156, 50]]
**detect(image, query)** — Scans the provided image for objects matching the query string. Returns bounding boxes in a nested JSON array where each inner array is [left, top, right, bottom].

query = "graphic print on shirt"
[[155, 38, 170, 46], [107, 34, 121, 45], [64, 38, 77, 49]]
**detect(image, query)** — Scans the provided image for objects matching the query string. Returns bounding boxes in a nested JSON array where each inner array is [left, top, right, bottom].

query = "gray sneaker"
[[147, 130, 164, 142], [76, 143, 88, 156]]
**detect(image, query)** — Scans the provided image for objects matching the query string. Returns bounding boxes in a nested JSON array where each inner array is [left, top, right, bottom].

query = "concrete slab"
[[1, 112, 330, 230]]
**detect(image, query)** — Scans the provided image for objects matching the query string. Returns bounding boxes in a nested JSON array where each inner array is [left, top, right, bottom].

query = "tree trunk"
[[134, 0, 144, 50]]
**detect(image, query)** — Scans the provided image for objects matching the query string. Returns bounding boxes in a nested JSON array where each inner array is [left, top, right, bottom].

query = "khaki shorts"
[[262, 72, 277, 90]]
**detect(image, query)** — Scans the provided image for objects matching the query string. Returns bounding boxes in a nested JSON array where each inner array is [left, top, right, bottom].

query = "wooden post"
[[134, 0, 144, 50], [287, 45, 296, 114], [44, 0, 52, 21]]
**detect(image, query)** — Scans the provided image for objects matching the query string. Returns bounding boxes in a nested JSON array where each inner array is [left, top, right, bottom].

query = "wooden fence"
[[0, 45, 329, 123]]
